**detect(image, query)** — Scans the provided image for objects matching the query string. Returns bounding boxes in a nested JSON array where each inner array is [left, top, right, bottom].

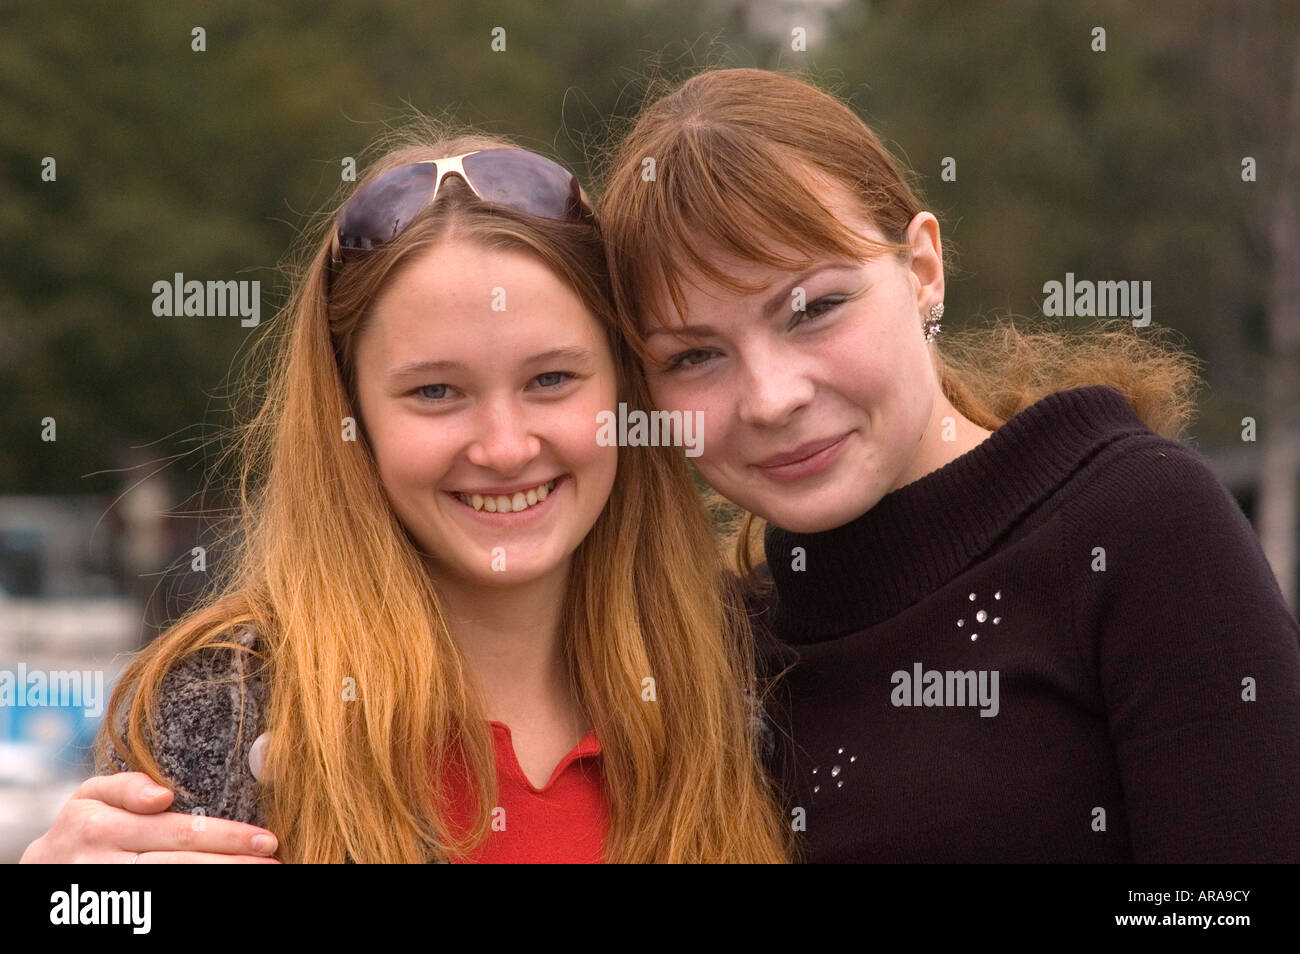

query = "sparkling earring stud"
[[923, 302, 944, 342]]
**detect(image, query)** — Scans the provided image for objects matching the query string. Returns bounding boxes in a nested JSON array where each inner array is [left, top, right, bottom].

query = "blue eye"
[[412, 372, 575, 404], [535, 371, 570, 388], [416, 384, 451, 401]]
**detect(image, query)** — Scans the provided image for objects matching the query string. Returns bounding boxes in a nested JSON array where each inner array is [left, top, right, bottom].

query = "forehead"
[[364, 242, 597, 349], [383, 242, 573, 308]]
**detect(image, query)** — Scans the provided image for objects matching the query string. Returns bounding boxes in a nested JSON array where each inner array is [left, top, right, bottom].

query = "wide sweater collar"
[[762, 385, 1151, 642]]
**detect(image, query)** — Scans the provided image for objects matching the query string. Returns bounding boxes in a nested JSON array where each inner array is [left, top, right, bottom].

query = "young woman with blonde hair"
[[22, 123, 789, 863], [596, 67, 1300, 862]]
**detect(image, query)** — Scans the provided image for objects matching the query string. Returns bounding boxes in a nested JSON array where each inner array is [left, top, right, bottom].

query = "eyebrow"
[[762, 263, 861, 319], [388, 346, 596, 378], [643, 263, 862, 339]]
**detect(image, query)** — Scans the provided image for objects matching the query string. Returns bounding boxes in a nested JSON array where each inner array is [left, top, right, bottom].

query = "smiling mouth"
[[451, 477, 560, 513], [756, 434, 849, 469]]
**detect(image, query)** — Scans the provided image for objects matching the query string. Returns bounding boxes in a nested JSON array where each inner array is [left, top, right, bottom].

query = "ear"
[[904, 212, 944, 313]]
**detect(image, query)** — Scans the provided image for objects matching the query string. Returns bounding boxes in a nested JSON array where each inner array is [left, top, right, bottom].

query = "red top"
[[443, 721, 607, 863]]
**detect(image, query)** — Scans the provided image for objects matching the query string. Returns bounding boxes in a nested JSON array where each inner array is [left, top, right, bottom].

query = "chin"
[[760, 492, 875, 535], [472, 549, 567, 586], [421, 538, 558, 588], [766, 511, 839, 535]]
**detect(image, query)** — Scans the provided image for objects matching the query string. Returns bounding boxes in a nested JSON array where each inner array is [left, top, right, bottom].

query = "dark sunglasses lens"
[[337, 163, 441, 254], [463, 148, 583, 220]]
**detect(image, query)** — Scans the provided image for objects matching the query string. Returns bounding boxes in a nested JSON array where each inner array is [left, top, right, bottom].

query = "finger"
[[133, 850, 282, 864], [74, 773, 175, 814], [111, 810, 279, 857]]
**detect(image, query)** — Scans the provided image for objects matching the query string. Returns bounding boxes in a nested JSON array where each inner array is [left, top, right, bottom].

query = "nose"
[[465, 396, 541, 474], [736, 343, 815, 428]]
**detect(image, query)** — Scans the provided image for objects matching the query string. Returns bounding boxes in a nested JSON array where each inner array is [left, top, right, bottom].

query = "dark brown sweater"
[[748, 385, 1300, 862]]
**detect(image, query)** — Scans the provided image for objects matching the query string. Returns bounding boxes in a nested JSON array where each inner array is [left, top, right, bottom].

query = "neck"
[[430, 559, 577, 727], [890, 390, 994, 493]]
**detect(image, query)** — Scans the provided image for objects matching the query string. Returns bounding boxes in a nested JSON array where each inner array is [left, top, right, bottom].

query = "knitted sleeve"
[[98, 625, 270, 829], [1065, 437, 1300, 861]]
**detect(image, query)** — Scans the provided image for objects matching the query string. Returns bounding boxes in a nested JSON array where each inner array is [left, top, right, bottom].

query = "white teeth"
[[455, 477, 560, 513]]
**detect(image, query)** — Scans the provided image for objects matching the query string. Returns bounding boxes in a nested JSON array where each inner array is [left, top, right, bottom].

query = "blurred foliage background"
[[3, 0, 1298, 604]]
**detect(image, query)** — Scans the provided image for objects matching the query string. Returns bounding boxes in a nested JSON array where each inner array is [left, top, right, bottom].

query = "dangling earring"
[[923, 302, 944, 342]]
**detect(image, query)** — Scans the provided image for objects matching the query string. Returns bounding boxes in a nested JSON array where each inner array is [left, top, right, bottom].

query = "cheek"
[[820, 344, 934, 470], [368, 410, 453, 500], [356, 400, 402, 488], [646, 371, 724, 423], [818, 310, 924, 418], [828, 350, 890, 405], [356, 388, 398, 476], [562, 383, 619, 475], [644, 373, 674, 414], [648, 375, 734, 472]]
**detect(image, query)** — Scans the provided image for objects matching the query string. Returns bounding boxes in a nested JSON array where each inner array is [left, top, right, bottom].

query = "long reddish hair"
[[96, 116, 792, 862]]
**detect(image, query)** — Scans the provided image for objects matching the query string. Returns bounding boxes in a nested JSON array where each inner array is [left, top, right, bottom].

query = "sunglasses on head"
[[327, 148, 591, 287]]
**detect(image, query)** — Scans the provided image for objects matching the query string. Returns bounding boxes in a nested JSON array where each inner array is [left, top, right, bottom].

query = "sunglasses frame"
[[326, 148, 590, 286]]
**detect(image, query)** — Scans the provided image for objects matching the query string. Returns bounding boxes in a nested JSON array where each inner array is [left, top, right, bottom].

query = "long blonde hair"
[[594, 67, 1204, 576], [95, 117, 791, 863]]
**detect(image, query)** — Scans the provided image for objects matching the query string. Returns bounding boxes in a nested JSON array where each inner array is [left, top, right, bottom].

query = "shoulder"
[[1056, 433, 1299, 653], [106, 624, 270, 827], [1057, 433, 1261, 555], [156, 624, 268, 761], [160, 624, 267, 710]]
